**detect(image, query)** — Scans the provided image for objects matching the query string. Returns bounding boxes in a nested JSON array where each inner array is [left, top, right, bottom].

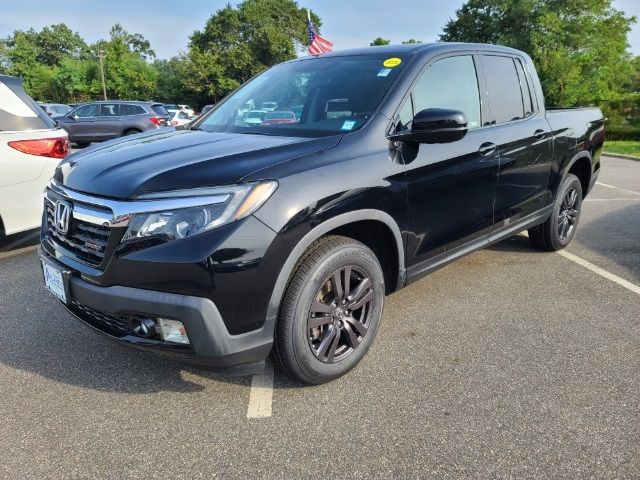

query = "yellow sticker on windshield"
[[383, 57, 402, 68]]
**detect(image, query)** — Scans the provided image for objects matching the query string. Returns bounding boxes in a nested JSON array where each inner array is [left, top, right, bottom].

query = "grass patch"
[[604, 140, 640, 158]]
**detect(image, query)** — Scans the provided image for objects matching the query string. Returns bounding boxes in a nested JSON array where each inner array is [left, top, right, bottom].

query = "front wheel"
[[273, 236, 385, 384], [528, 173, 583, 251]]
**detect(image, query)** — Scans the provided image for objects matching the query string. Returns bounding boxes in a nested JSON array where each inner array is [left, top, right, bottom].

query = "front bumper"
[[40, 248, 274, 374]]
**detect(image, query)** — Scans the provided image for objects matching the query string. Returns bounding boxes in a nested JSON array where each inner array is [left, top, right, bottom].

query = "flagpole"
[[307, 8, 311, 23]]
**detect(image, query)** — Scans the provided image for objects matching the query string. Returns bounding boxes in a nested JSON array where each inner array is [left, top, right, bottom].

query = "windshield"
[[196, 55, 407, 137]]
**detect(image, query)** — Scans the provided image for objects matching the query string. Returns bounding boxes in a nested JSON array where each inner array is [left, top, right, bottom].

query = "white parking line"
[[557, 250, 640, 296], [595, 182, 640, 196], [247, 360, 274, 419]]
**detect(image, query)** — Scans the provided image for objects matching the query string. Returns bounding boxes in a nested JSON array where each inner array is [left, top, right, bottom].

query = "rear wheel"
[[273, 236, 385, 384], [528, 173, 582, 251], [123, 129, 141, 136]]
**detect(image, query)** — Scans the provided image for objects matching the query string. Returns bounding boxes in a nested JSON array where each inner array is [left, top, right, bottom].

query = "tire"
[[273, 235, 385, 384], [123, 129, 141, 136], [528, 173, 583, 251]]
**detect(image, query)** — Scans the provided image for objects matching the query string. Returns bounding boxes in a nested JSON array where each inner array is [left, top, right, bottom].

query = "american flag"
[[306, 10, 333, 55]]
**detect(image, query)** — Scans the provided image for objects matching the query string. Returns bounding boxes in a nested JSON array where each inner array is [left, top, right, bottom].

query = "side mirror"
[[390, 108, 468, 144]]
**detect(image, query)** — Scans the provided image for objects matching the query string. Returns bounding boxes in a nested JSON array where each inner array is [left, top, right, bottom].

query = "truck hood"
[[54, 129, 341, 199]]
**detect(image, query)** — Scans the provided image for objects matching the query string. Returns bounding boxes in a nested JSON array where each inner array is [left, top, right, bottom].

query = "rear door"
[[480, 54, 553, 223], [402, 54, 501, 266], [97, 103, 123, 139]]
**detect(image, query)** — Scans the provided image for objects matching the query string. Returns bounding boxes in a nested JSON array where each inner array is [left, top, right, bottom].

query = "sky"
[[1, 0, 639, 58]]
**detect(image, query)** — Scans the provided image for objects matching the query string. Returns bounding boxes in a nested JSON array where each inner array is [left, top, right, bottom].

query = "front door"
[[401, 54, 500, 268], [67, 104, 99, 142]]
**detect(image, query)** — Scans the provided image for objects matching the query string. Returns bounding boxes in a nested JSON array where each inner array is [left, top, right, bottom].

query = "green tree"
[[154, 57, 188, 103], [55, 57, 93, 103], [96, 26, 158, 100], [185, 0, 321, 103], [402, 39, 422, 44], [109, 23, 155, 60], [440, 0, 636, 107], [34, 24, 87, 66], [370, 37, 391, 46]]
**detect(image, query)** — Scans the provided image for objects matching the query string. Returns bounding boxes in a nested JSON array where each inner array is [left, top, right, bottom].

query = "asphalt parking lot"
[[0, 155, 638, 479]]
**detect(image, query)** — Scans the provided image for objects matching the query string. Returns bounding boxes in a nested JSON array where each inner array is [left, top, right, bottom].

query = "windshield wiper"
[[241, 130, 280, 136]]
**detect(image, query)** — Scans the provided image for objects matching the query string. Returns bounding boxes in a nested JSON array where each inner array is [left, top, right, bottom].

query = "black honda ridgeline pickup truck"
[[40, 43, 604, 384]]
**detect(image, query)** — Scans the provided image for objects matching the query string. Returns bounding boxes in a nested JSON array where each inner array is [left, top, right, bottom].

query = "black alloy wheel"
[[528, 173, 583, 251], [307, 265, 374, 364], [557, 188, 579, 241]]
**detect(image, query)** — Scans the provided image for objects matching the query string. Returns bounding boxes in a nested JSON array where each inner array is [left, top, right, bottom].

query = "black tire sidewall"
[[287, 242, 384, 383]]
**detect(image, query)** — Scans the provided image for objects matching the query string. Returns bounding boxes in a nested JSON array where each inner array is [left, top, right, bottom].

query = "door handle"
[[534, 129, 547, 140], [478, 142, 497, 156]]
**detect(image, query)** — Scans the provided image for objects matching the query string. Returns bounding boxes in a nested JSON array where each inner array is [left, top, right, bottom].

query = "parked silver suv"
[[57, 101, 171, 147]]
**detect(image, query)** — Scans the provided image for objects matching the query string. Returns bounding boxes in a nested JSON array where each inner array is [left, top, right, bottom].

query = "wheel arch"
[[122, 127, 142, 136], [561, 152, 593, 199], [265, 209, 406, 328]]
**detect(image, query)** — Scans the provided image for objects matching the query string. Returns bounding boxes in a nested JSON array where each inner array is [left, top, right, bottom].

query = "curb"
[[603, 152, 640, 162]]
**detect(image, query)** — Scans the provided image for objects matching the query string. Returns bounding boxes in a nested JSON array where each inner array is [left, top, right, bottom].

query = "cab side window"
[[74, 104, 98, 118], [412, 55, 482, 130], [482, 55, 526, 124], [99, 104, 120, 117]]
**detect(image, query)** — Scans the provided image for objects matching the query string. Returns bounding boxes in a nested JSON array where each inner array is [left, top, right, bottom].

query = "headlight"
[[121, 181, 277, 243]]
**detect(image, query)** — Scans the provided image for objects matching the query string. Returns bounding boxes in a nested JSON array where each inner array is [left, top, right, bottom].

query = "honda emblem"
[[54, 200, 72, 235]]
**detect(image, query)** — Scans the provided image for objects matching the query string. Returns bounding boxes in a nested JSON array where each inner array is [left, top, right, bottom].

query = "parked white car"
[[244, 110, 267, 126], [177, 104, 195, 117], [170, 110, 191, 126], [0, 75, 69, 236]]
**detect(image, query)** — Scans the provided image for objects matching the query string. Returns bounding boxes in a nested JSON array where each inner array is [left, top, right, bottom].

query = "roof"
[[87, 100, 160, 105], [297, 42, 526, 60]]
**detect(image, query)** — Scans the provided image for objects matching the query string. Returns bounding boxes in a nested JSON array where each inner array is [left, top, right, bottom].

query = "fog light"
[[156, 318, 190, 344]]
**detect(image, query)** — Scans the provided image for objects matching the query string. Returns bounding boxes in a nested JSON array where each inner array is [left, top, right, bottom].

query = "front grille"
[[70, 300, 153, 336], [45, 200, 110, 266]]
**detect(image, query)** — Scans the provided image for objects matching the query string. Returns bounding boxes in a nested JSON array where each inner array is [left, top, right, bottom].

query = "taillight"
[[171, 119, 178, 126], [150, 116, 164, 126], [8, 137, 69, 159]]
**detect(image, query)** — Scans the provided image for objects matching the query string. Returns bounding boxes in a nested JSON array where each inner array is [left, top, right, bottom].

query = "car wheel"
[[273, 235, 385, 384], [528, 173, 583, 251], [124, 129, 141, 136]]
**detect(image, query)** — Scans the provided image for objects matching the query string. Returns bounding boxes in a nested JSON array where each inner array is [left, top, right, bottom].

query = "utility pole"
[[97, 49, 107, 100]]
